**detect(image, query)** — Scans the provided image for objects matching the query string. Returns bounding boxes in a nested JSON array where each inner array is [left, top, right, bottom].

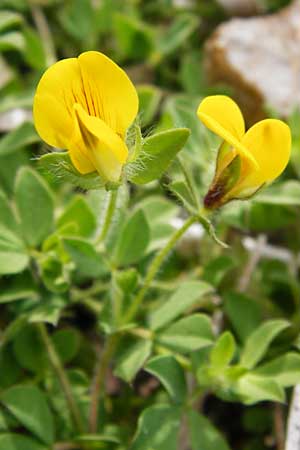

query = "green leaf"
[[74, 434, 120, 444], [115, 268, 138, 295], [115, 338, 152, 382], [28, 297, 65, 326], [137, 85, 162, 127], [0, 407, 18, 430], [145, 355, 187, 404], [15, 167, 54, 247], [188, 410, 231, 450], [59, 0, 94, 40], [139, 195, 179, 252], [203, 256, 236, 288], [254, 353, 300, 387], [0, 31, 24, 52], [235, 374, 285, 404], [157, 314, 214, 353], [114, 14, 153, 60], [0, 189, 19, 233], [140, 195, 178, 225], [57, 195, 97, 238], [0, 225, 29, 275], [130, 405, 181, 450], [128, 128, 190, 184], [0, 273, 37, 304], [64, 237, 107, 277], [148, 222, 175, 253], [40, 254, 69, 293], [240, 319, 290, 369], [169, 180, 197, 214], [38, 151, 105, 190], [0, 347, 21, 390], [255, 180, 300, 206], [52, 328, 81, 364], [114, 209, 150, 266], [210, 332, 236, 370], [162, 95, 214, 168], [23, 26, 46, 70], [149, 281, 213, 331], [224, 292, 262, 343], [13, 325, 47, 373], [0, 123, 38, 157], [179, 51, 207, 95], [0, 315, 28, 349], [0, 385, 54, 445], [0, 10, 22, 32], [156, 14, 198, 58], [0, 434, 47, 450]]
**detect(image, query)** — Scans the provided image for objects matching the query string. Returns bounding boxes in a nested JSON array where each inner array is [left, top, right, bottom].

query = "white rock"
[[205, 0, 300, 120]]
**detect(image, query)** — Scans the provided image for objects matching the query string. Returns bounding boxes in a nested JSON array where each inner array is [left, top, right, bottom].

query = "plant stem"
[[38, 323, 84, 434], [29, 2, 56, 65], [89, 334, 118, 433], [123, 215, 198, 323], [88, 215, 197, 432], [97, 189, 118, 243]]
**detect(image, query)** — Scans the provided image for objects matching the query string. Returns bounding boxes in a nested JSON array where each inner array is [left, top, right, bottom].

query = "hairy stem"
[[98, 189, 118, 243], [89, 335, 118, 433], [88, 215, 197, 432], [123, 215, 198, 323], [38, 324, 84, 434]]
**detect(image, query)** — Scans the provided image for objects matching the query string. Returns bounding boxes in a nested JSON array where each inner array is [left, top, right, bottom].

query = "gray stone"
[[204, 0, 300, 122], [216, 0, 262, 16]]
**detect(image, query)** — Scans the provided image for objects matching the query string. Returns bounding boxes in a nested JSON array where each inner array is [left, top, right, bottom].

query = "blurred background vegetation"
[[0, 1, 299, 450]]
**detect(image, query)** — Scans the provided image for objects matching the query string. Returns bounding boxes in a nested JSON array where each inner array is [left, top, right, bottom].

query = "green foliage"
[[0, 385, 54, 445], [0, 225, 29, 275], [0, 434, 47, 450], [0, 1, 299, 449], [15, 167, 54, 247], [0, 122, 38, 156], [210, 331, 236, 370], [240, 320, 290, 369], [128, 128, 190, 184], [130, 405, 182, 450], [114, 209, 150, 266], [145, 355, 187, 404], [115, 338, 152, 382], [39, 152, 105, 190], [149, 281, 213, 330], [156, 314, 214, 353], [63, 237, 107, 277], [188, 410, 231, 450]]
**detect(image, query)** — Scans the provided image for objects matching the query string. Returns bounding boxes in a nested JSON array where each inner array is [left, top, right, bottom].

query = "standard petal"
[[33, 58, 82, 148], [78, 51, 139, 137], [198, 95, 259, 170], [239, 119, 291, 187], [197, 95, 245, 145], [72, 103, 128, 182]]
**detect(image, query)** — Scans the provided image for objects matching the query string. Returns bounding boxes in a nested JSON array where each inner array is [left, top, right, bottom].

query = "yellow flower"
[[197, 95, 291, 209], [33, 51, 138, 183]]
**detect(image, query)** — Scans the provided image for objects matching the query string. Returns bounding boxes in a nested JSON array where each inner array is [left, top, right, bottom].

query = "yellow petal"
[[72, 103, 128, 182], [238, 119, 291, 188], [78, 51, 138, 136], [197, 95, 259, 170], [33, 58, 81, 148], [68, 124, 96, 175], [197, 95, 245, 145]]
